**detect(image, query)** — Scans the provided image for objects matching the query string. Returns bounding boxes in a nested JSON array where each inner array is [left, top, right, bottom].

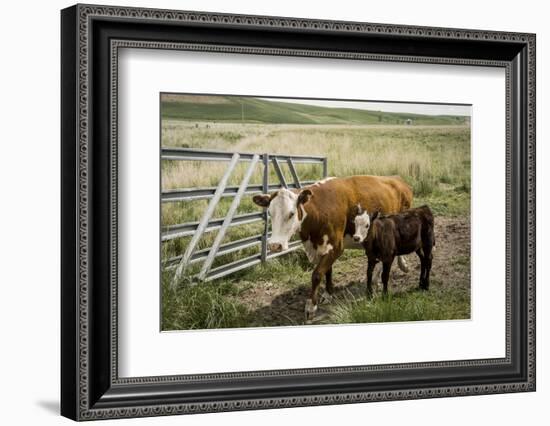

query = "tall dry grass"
[[162, 121, 469, 187]]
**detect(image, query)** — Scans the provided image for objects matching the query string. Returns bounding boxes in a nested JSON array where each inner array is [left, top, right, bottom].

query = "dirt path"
[[229, 216, 471, 327]]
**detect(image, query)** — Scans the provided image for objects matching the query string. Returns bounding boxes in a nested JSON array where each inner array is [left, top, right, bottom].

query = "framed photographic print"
[[61, 4, 536, 421]]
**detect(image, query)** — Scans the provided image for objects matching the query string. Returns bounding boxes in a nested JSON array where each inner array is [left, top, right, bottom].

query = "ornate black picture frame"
[[61, 4, 536, 421]]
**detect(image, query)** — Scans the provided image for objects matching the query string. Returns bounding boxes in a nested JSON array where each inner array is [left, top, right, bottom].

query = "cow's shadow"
[[245, 271, 423, 327], [244, 279, 364, 327]]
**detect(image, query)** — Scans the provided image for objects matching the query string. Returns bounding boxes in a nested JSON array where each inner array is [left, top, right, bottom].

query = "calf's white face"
[[353, 207, 371, 243], [253, 188, 312, 252]]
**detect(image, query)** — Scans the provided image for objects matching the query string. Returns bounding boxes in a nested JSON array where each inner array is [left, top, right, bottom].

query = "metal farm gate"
[[161, 147, 328, 287]]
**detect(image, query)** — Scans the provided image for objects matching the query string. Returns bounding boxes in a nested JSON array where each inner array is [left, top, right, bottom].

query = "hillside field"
[[161, 94, 469, 126]]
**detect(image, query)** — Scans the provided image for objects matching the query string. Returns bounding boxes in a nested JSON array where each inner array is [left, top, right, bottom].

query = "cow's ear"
[[371, 210, 380, 221], [297, 189, 313, 205], [253, 194, 273, 208]]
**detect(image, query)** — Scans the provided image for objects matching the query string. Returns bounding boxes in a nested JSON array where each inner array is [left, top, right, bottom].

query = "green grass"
[[162, 274, 251, 330], [224, 250, 313, 287], [330, 285, 470, 324], [161, 95, 469, 126], [414, 188, 470, 217]]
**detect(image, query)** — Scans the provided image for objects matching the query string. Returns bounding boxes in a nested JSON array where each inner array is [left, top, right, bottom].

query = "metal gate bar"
[[162, 212, 263, 241], [161, 147, 328, 283], [198, 154, 260, 280], [271, 158, 287, 189], [204, 240, 303, 282], [164, 230, 287, 271], [286, 158, 301, 189], [162, 147, 325, 164], [161, 181, 317, 203], [261, 153, 269, 262], [164, 234, 265, 270], [171, 153, 240, 287]]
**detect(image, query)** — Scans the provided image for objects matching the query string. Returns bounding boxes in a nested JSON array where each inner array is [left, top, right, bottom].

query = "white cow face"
[[253, 188, 312, 252], [353, 205, 371, 243]]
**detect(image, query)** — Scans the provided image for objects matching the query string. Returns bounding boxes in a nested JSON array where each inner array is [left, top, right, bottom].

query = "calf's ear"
[[371, 210, 380, 221], [297, 189, 313, 205], [253, 194, 272, 207]]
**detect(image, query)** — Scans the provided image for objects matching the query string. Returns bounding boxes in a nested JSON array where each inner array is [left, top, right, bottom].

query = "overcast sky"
[[259, 97, 471, 116]]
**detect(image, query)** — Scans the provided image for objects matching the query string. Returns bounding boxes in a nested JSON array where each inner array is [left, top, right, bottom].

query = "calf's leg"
[[366, 258, 378, 298], [372, 263, 383, 287], [416, 249, 427, 290], [421, 248, 433, 290], [381, 258, 394, 296], [397, 256, 409, 273]]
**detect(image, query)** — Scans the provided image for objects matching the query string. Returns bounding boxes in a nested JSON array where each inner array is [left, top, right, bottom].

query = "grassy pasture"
[[160, 97, 471, 330]]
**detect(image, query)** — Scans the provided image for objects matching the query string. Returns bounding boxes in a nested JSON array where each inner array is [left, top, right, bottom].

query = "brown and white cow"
[[252, 175, 413, 323]]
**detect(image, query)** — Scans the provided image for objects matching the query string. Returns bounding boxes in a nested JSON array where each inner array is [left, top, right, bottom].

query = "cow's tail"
[[397, 256, 409, 273]]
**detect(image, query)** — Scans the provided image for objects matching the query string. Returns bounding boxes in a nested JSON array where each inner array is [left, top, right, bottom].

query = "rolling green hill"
[[161, 95, 469, 125]]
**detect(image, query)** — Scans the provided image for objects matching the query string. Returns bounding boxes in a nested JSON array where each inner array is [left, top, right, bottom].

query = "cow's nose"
[[269, 242, 283, 252], [353, 236, 361, 242]]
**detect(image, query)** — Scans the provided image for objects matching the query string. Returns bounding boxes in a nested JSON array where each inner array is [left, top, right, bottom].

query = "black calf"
[[353, 205, 435, 295]]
